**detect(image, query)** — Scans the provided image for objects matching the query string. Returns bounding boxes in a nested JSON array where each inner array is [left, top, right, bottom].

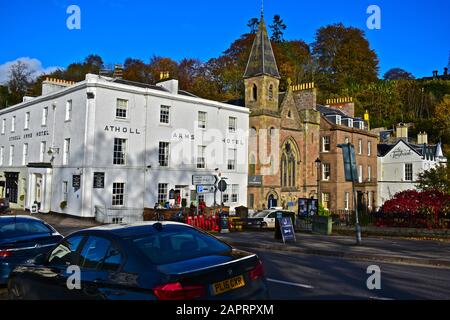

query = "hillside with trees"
[[1, 15, 449, 155]]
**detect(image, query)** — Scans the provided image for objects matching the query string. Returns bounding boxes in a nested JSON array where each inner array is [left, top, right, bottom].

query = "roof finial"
[[261, 0, 264, 18]]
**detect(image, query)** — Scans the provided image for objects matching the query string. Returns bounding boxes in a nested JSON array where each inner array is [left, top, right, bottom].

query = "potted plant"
[[60, 201, 67, 210], [312, 204, 333, 235]]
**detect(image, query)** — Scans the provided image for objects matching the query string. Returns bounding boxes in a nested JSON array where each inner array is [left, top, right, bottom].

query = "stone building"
[[317, 102, 378, 214], [229, 12, 321, 212]]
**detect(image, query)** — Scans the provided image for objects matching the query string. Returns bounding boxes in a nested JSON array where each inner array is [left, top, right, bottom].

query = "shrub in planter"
[[60, 201, 67, 210]]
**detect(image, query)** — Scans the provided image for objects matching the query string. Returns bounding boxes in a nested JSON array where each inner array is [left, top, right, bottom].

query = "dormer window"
[[252, 84, 258, 101], [268, 84, 273, 101]]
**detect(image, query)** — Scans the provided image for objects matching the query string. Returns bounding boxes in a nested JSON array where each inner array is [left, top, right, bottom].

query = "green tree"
[[7, 60, 32, 105], [247, 18, 259, 34], [269, 15, 286, 43], [416, 165, 450, 194], [312, 23, 379, 95], [383, 68, 415, 80]]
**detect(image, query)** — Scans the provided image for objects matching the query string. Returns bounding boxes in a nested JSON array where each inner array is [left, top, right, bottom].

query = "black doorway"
[[5, 172, 19, 204]]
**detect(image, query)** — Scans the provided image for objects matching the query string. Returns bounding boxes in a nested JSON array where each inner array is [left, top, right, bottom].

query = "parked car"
[[0, 198, 10, 214], [241, 210, 296, 229], [0, 215, 63, 285], [8, 221, 268, 300]]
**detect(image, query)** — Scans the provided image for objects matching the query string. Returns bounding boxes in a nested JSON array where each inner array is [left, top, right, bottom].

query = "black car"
[[0, 215, 63, 285], [8, 221, 269, 300]]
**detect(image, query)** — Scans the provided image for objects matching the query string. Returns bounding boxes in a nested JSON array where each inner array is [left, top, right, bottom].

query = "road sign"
[[192, 175, 218, 186], [278, 217, 296, 243], [217, 179, 227, 192], [196, 185, 216, 194], [337, 143, 358, 182]]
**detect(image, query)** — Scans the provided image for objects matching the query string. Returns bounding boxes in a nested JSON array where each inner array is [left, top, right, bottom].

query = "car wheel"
[[260, 222, 267, 229], [8, 281, 24, 300]]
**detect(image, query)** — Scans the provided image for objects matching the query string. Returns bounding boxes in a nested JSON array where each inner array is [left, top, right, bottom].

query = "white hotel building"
[[0, 75, 249, 220]]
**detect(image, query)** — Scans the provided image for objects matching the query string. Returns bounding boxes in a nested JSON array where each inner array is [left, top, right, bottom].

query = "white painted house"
[[0, 74, 249, 221], [377, 139, 447, 206]]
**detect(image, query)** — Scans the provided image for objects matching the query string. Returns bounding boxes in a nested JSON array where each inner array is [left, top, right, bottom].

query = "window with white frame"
[[228, 117, 237, 133], [113, 138, 127, 165], [42, 107, 48, 126], [65, 100, 72, 121], [227, 148, 236, 171], [222, 192, 229, 204], [9, 145, 14, 166], [22, 143, 28, 165], [11, 116, 16, 132], [62, 181, 68, 202], [358, 165, 363, 183], [1, 119, 5, 134], [112, 182, 125, 206], [157, 183, 168, 204], [405, 163, 413, 181], [40, 141, 46, 162], [322, 136, 330, 152], [158, 142, 170, 167], [322, 163, 331, 181], [368, 191, 373, 209], [0, 146, 4, 166], [198, 111, 207, 129], [231, 184, 239, 203], [322, 193, 330, 209], [358, 139, 363, 155], [344, 192, 350, 210], [63, 138, 70, 165], [368, 141, 372, 156], [24, 112, 30, 130], [160, 105, 170, 124], [197, 145, 206, 169], [368, 165, 372, 182], [116, 99, 128, 119]]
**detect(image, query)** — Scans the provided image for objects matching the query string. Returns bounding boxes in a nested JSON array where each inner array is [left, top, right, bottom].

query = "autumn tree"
[[123, 58, 151, 83], [384, 68, 415, 80], [269, 15, 286, 43]]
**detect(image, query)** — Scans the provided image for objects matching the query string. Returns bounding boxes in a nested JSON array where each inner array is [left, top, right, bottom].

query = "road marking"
[[267, 278, 314, 289], [369, 296, 394, 300]]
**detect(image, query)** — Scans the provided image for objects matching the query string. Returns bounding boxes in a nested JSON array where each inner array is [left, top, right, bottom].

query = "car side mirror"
[[33, 253, 47, 265]]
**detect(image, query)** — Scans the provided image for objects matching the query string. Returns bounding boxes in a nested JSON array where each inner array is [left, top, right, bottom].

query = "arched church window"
[[249, 154, 256, 176], [268, 84, 274, 101], [252, 84, 258, 101], [281, 141, 297, 188]]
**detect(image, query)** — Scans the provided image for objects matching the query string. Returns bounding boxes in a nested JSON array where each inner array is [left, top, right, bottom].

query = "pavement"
[[215, 230, 450, 269]]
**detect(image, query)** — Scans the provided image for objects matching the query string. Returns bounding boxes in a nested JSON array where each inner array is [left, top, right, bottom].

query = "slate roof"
[[377, 139, 441, 160], [243, 14, 280, 79]]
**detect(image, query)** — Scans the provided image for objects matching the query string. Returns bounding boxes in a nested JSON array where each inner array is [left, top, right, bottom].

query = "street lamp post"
[[315, 158, 322, 205]]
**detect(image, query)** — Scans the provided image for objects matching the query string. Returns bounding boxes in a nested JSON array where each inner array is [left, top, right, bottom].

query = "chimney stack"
[[417, 132, 428, 145], [444, 67, 449, 76], [396, 123, 409, 141], [156, 71, 178, 95], [113, 64, 123, 79]]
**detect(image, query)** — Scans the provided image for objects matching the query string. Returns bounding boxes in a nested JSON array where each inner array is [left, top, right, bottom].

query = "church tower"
[[244, 10, 280, 113]]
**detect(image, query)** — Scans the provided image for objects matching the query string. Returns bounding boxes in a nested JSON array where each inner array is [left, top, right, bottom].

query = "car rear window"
[[0, 220, 52, 238], [128, 226, 231, 265]]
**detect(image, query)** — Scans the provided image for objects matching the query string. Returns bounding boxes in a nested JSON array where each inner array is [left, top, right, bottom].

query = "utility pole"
[[347, 143, 362, 245]]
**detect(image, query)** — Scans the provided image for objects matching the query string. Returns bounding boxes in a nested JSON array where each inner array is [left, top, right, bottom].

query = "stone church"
[[230, 12, 321, 211]]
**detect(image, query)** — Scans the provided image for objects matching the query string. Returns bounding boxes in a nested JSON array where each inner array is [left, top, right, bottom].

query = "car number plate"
[[212, 275, 245, 295]]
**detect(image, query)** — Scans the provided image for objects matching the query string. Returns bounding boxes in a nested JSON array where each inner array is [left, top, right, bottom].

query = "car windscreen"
[[253, 210, 272, 218], [0, 220, 52, 239], [127, 226, 231, 265]]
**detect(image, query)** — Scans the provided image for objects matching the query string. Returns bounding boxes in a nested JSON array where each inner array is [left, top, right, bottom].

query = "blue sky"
[[0, 0, 449, 81]]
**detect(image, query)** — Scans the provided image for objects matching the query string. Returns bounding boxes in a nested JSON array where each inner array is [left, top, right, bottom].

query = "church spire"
[[243, 5, 280, 79]]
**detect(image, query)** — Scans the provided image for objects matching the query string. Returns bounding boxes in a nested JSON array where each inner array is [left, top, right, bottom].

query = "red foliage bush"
[[378, 189, 450, 228]]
